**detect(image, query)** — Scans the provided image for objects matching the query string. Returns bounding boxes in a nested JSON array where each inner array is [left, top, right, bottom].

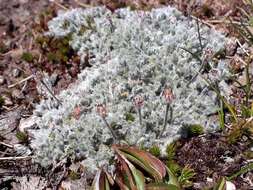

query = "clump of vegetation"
[[0, 41, 8, 54], [166, 142, 177, 161], [148, 145, 161, 157], [230, 0, 253, 44], [0, 96, 5, 109], [226, 118, 253, 144], [36, 35, 74, 64], [68, 170, 81, 180], [178, 166, 196, 188], [180, 124, 204, 138], [124, 112, 135, 122], [200, 4, 214, 17], [165, 142, 196, 188], [35, 6, 56, 32], [16, 131, 29, 143], [21, 52, 34, 62], [91, 145, 181, 189]]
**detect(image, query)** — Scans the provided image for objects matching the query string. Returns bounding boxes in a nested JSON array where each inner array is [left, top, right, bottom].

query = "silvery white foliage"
[[31, 6, 231, 174]]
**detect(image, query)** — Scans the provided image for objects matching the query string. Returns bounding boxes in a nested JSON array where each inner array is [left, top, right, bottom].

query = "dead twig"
[[236, 39, 250, 56], [196, 18, 203, 51], [8, 75, 34, 88], [206, 19, 249, 26], [75, 0, 93, 8], [0, 142, 14, 149], [234, 55, 248, 66], [52, 1, 69, 10], [40, 80, 62, 106], [21, 80, 28, 93], [0, 156, 32, 161], [191, 15, 214, 28]]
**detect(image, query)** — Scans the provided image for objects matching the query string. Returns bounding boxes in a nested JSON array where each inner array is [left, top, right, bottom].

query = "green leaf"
[[115, 154, 136, 189], [166, 142, 176, 161], [124, 158, 145, 190], [166, 166, 180, 188], [178, 166, 195, 187], [149, 145, 161, 157], [251, 102, 253, 117], [120, 151, 146, 190], [21, 52, 34, 62], [180, 124, 204, 139], [146, 183, 180, 190], [166, 160, 181, 177], [241, 105, 252, 118], [125, 112, 135, 122], [16, 131, 29, 143], [218, 100, 225, 130], [105, 179, 110, 190], [114, 145, 166, 182], [213, 177, 226, 190], [227, 162, 253, 181]]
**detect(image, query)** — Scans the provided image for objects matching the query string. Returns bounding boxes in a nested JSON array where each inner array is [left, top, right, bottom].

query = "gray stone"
[[0, 76, 5, 85], [12, 68, 21, 78]]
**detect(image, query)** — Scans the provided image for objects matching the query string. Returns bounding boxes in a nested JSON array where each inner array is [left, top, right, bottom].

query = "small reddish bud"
[[203, 47, 213, 60], [163, 88, 174, 104], [96, 104, 107, 118], [133, 95, 144, 109], [72, 106, 81, 120]]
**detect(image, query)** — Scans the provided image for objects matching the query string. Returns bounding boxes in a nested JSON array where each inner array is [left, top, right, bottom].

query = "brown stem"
[[160, 103, 172, 137], [102, 118, 118, 142]]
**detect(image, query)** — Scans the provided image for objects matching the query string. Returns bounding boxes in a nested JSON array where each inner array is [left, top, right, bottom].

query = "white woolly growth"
[[31, 6, 231, 173]]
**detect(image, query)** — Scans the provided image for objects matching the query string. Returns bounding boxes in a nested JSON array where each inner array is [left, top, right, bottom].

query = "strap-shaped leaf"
[[166, 166, 180, 187], [146, 183, 180, 190], [115, 153, 137, 190], [119, 150, 145, 190], [113, 145, 166, 182], [213, 177, 226, 190], [91, 169, 112, 190], [91, 170, 104, 190]]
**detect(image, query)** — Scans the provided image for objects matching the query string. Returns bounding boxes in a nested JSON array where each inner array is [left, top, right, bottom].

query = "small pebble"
[[225, 38, 237, 56], [12, 89, 22, 99], [12, 68, 21, 77], [0, 75, 5, 85], [3, 95, 13, 106], [19, 0, 29, 4], [226, 181, 236, 190]]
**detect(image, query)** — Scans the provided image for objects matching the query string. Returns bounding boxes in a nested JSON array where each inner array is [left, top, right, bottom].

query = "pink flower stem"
[[138, 107, 142, 126], [160, 103, 173, 137]]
